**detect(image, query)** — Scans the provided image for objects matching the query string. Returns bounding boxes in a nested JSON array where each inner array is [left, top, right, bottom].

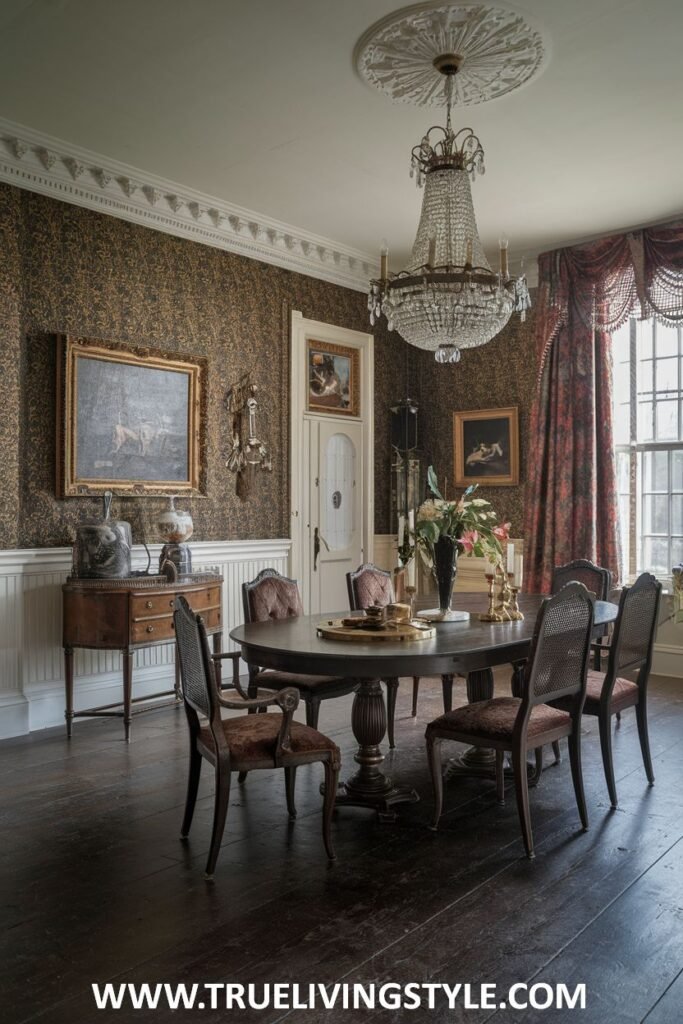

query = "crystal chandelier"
[[368, 54, 531, 363]]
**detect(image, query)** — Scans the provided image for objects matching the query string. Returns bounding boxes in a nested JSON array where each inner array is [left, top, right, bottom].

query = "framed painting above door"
[[290, 312, 374, 614]]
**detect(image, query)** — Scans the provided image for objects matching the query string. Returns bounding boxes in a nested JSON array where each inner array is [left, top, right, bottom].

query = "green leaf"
[[427, 465, 443, 500]]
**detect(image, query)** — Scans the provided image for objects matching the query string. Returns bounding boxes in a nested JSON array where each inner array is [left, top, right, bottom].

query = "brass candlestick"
[[493, 568, 513, 621], [508, 574, 524, 621], [405, 584, 417, 620], [479, 572, 504, 622]]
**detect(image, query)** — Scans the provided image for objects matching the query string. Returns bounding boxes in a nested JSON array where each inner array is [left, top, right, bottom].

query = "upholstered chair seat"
[[584, 669, 638, 709], [428, 697, 571, 743], [199, 714, 340, 772]]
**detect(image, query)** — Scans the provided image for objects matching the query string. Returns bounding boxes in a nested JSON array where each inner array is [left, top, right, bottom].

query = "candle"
[[407, 555, 416, 588], [514, 553, 524, 589], [506, 542, 515, 575], [408, 508, 415, 532], [398, 513, 405, 550], [380, 239, 389, 281], [465, 237, 473, 267], [499, 233, 509, 279], [428, 236, 436, 267]]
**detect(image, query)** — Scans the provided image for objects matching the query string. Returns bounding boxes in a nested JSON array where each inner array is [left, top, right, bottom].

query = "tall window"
[[612, 318, 683, 580]]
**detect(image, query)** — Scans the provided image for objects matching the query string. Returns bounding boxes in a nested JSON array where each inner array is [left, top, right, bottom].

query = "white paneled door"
[[306, 418, 364, 614]]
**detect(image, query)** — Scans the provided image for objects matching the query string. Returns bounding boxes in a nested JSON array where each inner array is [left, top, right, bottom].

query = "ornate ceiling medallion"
[[354, 2, 547, 107]]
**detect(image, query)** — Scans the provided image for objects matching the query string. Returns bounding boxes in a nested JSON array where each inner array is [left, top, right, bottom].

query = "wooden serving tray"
[[317, 618, 436, 643]]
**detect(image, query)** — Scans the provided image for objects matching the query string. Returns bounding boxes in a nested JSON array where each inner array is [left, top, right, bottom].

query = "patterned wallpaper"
[[0, 182, 536, 550], [0, 184, 418, 548], [416, 308, 538, 537]]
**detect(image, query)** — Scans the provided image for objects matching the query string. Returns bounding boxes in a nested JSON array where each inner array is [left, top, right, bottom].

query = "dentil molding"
[[0, 117, 377, 293]]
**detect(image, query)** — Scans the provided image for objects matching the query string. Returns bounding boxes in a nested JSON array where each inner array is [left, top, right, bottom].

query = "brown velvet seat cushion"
[[584, 669, 638, 709], [254, 670, 354, 692], [199, 713, 339, 769], [427, 697, 571, 742]]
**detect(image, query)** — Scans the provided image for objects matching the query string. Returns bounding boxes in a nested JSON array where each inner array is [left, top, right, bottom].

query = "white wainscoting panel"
[[0, 539, 290, 739]]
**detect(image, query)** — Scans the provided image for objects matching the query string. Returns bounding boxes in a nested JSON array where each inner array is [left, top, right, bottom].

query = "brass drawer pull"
[[146, 625, 154, 634], [146, 600, 153, 609]]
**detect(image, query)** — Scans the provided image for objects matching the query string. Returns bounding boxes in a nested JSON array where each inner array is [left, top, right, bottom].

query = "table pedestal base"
[[331, 678, 419, 819]]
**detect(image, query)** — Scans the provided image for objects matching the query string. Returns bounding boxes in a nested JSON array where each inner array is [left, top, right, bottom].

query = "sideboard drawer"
[[131, 615, 175, 644], [130, 585, 221, 621]]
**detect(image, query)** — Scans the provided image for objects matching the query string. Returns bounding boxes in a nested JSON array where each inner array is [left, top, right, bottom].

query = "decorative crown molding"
[[0, 117, 377, 293]]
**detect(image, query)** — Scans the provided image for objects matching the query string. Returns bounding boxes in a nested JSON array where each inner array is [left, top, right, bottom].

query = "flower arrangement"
[[414, 466, 510, 571]]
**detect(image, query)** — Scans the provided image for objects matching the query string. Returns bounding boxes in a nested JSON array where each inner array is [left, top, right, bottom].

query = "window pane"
[[638, 321, 653, 360], [656, 357, 678, 394], [643, 494, 668, 534], [616, 452, 630, 493], [613, 404, 630, 445], [613, 356, 630, 399], [656, 323, 679, 358], [673, 449, 683, 491], [642, 536, 669, 575], [673, 496, 683, 536], [642, 450, 668, 491], [672, 537, 683, 567], [656, 400, 678, 440], [638, 359, 653, 395], [638, 401, 653, 440]]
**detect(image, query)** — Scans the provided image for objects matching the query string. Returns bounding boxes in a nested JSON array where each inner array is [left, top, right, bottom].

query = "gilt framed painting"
[[307, 338, 360, 417], [56, 335, 207, 497], [453, 406, 519, 487]]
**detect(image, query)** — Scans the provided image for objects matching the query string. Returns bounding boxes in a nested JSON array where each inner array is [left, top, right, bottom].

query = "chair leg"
[[411, 677, 420, 717], [426, 734, 444, 830], [441, 674, 454, 714], [322, 760, 338, 860], [512, 746, 534, 859], [635, 697, 655, 785], [534, 747, 544, 779], [237, 771, 248, 783], [552, 740, 562, 765], [385, 678, 398, 749], [495, 749, 505, 806], [306, 697, 321, 731], [598, 710, 619, 808], [205, 761, 231, 878], [568, 725, 589, 831], [284, 766, 297, 820], [616, 710, 622, 726], [180, 747, 202, 838]]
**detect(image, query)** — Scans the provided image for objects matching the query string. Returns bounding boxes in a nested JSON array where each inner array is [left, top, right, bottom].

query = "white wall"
[[0, 539, 290, 739]]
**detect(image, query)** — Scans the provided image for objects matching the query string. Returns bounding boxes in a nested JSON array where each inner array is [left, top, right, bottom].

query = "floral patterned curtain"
[[524, 221, 683, 593]]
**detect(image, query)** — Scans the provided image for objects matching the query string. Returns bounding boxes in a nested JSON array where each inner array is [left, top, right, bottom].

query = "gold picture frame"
[[307, 338, 360, 417], [56, 335, 207, 497], [453, 406, 519, 487]]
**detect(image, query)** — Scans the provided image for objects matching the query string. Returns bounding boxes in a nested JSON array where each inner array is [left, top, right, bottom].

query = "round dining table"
[[230, 592, 618, 817]]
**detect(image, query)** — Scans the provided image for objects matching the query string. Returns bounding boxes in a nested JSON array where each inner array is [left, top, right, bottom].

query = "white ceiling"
[[1, 0, 682, 271]]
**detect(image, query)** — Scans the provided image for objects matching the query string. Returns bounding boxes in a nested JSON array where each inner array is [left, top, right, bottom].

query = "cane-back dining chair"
[[552, 559, 612, 670], [346, 564, 455, 746], [173, 596, 340, 877], [426, 583, 595, 859], [552, 572, 661, 808], [242, 568, 357, 729]]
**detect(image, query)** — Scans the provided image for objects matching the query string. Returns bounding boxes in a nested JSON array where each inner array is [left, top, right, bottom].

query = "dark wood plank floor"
[[1, 670, 682, 1023]]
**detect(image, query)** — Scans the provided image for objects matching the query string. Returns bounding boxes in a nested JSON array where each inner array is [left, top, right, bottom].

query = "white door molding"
[[290, 311, 374, 610]]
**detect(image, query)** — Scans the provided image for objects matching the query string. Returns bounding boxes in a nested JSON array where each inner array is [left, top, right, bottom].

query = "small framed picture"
[[307, 339, 360, 417], [453, 407, 519, 487]]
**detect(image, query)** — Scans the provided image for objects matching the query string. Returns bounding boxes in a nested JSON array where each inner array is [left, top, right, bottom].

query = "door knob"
[[313, 527, 329, 570]]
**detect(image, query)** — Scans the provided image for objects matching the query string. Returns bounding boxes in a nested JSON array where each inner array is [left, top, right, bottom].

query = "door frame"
[[290, 310, 374, 610]]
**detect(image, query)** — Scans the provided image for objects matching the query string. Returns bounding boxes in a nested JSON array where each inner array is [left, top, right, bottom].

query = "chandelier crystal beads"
[[361, 4, 541, 362]]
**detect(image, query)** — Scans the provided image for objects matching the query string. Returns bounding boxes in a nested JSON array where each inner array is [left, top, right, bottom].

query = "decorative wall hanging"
[[358, 3, 540, 362], [224, 374, 272, 482], [453, 406, 519, 486], [57, 336, 206, 497], [307, 338, 360, 417]]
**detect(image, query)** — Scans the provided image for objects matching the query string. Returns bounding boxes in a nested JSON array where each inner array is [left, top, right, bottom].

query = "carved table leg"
[[122, 649, 133, 743], [331, 678, 419, 820], [64, 647, 74, 739]]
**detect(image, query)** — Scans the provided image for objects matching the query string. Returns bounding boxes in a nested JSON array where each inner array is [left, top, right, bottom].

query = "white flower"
[[471, 498, 490, 506], [417, 500, 442, 522]]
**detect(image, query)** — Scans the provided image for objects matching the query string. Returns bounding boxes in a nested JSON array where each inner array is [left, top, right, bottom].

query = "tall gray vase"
[[433, 535, 458, 615]]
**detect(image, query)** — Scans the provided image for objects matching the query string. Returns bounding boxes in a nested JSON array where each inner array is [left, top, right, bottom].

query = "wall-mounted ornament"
[[225, 375, 273, 490]]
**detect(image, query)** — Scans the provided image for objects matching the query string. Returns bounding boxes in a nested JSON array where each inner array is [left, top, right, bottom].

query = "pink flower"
[[493, 522, 511, 540], [460, 529, 479, 553]]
